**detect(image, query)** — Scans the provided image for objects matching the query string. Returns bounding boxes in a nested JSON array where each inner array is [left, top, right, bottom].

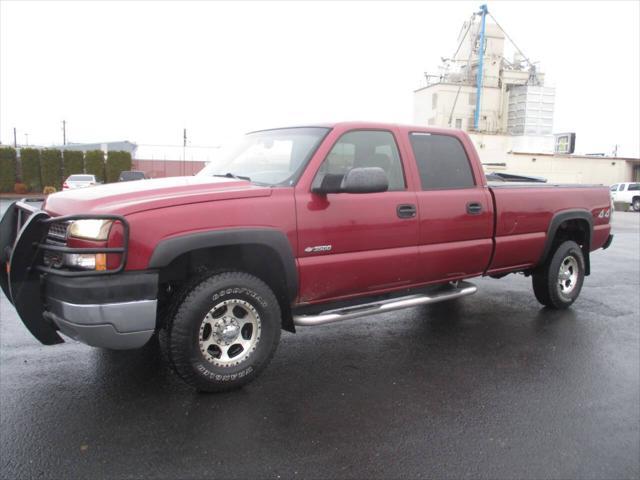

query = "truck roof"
[[250, 121, 464, 136]]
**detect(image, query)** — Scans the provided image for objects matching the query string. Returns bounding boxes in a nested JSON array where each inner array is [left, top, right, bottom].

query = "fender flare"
[[538, 209, 593, 275], [148, 228, 298, 302]]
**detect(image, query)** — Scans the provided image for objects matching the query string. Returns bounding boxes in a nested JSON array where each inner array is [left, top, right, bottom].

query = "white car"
[[610, 182, 640, 211], [62, 174, 98, 190]]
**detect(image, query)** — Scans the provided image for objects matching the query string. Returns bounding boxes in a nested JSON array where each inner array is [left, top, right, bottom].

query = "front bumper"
[[43, 273, 159, 349], [0, 201, 158, 349], [44, 297, 156, 350]]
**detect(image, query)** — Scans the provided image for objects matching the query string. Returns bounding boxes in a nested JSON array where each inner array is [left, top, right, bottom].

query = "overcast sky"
[[1, 0, 638, 157]]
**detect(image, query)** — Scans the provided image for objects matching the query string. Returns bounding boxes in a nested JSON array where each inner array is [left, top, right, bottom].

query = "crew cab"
[[0, 122, 614, 392]]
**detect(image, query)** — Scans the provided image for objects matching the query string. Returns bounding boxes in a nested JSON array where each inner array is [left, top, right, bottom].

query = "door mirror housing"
[[312, 167, 389, 195]]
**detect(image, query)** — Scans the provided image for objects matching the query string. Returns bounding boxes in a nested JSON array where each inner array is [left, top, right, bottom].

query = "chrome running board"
[[293, 281, 477, 326]]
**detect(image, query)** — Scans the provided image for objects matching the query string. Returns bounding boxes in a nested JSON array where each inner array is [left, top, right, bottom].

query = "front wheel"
[[532, 240, 585, 309], [162, 271, 282, 392]]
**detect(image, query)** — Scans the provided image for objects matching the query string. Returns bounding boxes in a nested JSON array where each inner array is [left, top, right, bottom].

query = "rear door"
[[295, 128, 419, 303], [404, 131, 494, 283]]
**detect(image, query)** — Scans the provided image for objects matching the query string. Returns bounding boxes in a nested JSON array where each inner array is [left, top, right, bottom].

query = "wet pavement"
[[0, 199, 638, 479]]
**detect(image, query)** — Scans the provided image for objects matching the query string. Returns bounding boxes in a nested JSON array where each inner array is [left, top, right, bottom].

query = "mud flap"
[[0, 202, 18, 302], [8, 211, 63, 345]]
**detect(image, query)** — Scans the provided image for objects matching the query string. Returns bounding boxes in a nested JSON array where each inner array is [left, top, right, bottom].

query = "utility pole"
[[62, 120, 66, 145], [473, 4, 488, 131], [613, 144, 619, 157], [13, 127, 17, 148], [24, 133, 29, 146], [183, 128, 187, 176]]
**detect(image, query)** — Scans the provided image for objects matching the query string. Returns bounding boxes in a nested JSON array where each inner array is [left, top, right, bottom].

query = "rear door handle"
[[397, 204, 417, 219], [466, 202, 483, 215]]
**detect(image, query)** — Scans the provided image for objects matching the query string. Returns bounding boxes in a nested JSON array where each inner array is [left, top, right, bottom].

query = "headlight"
[[67, 219, 113, 240]]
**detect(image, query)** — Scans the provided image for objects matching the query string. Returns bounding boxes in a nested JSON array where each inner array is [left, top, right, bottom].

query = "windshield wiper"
[[213, 173, 251, 181]]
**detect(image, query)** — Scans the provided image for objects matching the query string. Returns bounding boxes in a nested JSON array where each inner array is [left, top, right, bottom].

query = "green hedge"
[[85, 150, 105, 183], [106, 151, 132, 183], [63, 150, 84, 179], [0, 147, 17, 192], [41, 149, 63, 190], [20, 148, 42, 192]]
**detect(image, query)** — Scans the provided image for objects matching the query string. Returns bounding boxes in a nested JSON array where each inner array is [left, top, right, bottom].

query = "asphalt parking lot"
[[0, 199, 638, 480]]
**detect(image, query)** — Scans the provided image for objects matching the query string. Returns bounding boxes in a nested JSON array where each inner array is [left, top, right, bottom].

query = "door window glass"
[[315, 130, 406, 191], [409, 133, 475, 190]]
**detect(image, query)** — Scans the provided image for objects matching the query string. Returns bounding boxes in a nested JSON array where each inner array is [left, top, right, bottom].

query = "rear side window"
[[409, 133, 475, 190], [628, 183, 640, 191]]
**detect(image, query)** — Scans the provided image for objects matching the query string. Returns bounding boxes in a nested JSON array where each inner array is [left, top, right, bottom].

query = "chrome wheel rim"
[[199, 299, 261, 367], [557, 256, 579, 296]]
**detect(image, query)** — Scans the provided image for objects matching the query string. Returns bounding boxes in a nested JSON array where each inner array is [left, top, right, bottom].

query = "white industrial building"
[[413, 8, 639, 184]]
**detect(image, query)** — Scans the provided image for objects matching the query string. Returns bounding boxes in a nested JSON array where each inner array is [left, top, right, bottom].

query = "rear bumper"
[[602, 233, 614, 250]]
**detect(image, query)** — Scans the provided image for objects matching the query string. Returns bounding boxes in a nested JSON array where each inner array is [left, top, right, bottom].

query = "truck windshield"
[[198, 127, 329, 185]]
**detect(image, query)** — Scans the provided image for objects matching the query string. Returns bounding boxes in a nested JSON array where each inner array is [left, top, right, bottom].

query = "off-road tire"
[[532, 240, 585, 309], [161, 271, 281, 392]]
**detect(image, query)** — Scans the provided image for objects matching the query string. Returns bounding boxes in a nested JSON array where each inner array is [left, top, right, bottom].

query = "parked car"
[[610, 182, 640, 211], [62, 174, 97, 190], [118, 170, 146, 182], [0, 122, 614, 392]]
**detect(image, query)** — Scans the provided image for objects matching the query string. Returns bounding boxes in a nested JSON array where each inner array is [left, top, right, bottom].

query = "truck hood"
[[44, 176, 272, 216]]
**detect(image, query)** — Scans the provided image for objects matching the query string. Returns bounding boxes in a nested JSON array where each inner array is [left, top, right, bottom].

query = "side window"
[[619, 184, 627, 191], [315, 130, 406, 191], [628, 183, 640, 191], [610, 184, 618, 192], [409, 133, 475, 190]]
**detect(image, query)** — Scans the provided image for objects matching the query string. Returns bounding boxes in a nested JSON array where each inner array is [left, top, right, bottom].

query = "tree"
[[20, 148, 42, 192], [106, 151, 133, 183], [62, 150, 84, 179], [0, 147, 17, 193], [41, 149, 63, 189], [85, 150, 105, 183]]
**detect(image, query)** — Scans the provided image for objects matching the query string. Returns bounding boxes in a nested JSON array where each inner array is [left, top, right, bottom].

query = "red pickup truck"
[[0, 122, 613, 391]]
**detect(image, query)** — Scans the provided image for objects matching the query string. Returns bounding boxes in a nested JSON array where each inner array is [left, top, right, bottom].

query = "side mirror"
[[341, 167, 389, 194], [312, 167, 389, 195]]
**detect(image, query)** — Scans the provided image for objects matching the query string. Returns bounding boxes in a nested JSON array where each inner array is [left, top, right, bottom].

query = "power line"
[[451, 13, 477, 60], [488, 12, 532, 66]]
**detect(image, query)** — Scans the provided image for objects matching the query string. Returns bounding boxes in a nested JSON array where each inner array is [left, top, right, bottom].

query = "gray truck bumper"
[[44, 298, 157, 349]]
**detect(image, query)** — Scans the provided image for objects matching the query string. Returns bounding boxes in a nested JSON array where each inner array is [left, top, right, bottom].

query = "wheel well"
[[550, 219, 591, 275], [157, 244, 294, 332]]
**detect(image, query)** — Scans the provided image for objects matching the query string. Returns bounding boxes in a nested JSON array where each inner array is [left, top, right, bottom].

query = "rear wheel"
[[633, 197, 640, 212], [162, 271, 281, 392], [532, 240, 585, 309]]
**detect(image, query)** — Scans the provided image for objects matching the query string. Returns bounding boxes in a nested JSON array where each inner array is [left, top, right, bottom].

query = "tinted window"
[[68, 175, 94, 181], [628, 183, 640, 191], [120, 171, 145, 181], [409, 133, 475, 190], [315, 130, 405, 191]]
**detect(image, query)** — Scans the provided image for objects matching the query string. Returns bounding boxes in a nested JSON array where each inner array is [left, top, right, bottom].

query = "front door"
[[295, 129, 419, 304]]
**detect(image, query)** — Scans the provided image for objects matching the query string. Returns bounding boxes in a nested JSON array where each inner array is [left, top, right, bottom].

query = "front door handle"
[[466, 202, 483, 215], [397, 204, 417, 219]]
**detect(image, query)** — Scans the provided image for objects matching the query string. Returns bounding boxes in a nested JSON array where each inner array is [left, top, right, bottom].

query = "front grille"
[[47, 222, 69, 241]]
